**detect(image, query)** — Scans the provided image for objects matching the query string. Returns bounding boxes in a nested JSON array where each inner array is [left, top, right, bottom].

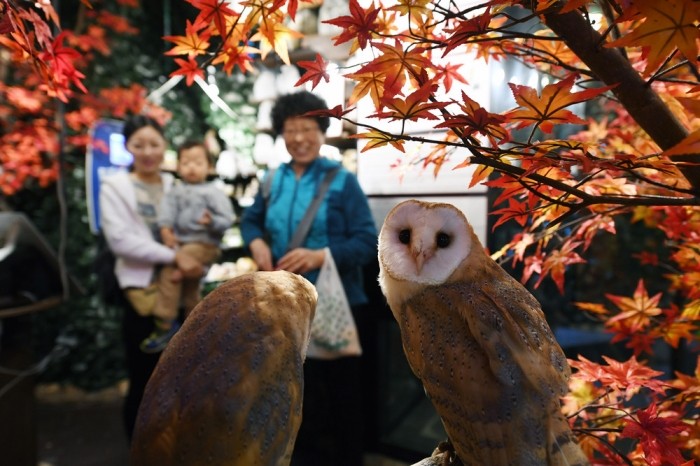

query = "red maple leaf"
[[305, 104, 353, 120], [433, 62, 469, 93], [442, 8, 492, 57], [171, 57, 205, 86], [323, 0, 380, 51], [18, 8, 53, 50], [0, 10, 14, 34], [621, 403, 689, 466], [187, 0, 237, 37], [485, 174, 526, 207], [38, 31, 87, 96], [489, 197, 530, 229], [521, 251, 544, 284], [296, 53, 330, 88]]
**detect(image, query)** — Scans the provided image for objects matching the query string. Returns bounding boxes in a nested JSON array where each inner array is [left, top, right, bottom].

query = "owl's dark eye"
[[398, 229, 411, 245], [436, 231, 451, 248]]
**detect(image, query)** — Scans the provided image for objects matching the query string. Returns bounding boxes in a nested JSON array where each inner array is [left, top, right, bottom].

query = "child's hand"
[[161, 227, 179, 249], [198, 210, 212, 225]]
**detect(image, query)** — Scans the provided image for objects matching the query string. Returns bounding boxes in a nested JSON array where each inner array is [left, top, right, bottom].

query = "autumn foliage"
[[4, 0, 700, 463], [0, 0, 167, 196]]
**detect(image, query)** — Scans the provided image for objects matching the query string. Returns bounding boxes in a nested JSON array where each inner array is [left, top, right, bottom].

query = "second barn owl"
[[130, 271, 317, 466], [378, 199, 588, 466]]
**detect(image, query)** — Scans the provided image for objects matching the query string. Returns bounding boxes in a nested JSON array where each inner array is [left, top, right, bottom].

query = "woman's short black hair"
[[122, 114, 165, 143], [271, 91, 331, 136]]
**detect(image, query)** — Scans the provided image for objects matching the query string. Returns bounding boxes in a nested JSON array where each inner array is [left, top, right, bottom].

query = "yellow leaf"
[[605, 0, 700, 76], [682, 299, 700, 319], [250, 21, 302, 65]]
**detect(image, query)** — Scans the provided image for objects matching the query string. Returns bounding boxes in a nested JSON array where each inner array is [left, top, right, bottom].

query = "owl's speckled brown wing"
[[130, 271, 317, 466], [396, 256, 587, 466]]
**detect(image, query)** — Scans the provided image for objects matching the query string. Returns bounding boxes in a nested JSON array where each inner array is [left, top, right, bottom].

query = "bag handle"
[[288, 167, 339, 250]]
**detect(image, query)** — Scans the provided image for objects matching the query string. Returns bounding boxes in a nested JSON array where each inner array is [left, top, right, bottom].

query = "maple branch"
[[576, 429, 634, 466], [541, 4, 700, 194], [349, 113, 700, 210]]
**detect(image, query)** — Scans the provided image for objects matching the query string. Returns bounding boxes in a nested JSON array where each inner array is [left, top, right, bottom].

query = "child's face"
[[178, 146, 210, 184]]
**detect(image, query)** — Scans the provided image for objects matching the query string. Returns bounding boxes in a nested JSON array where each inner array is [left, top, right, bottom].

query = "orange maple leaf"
[[296, 53, 330, 88], [164, 20, 210, 57], [171, 56, 205, 86], [353, 129, 406, 153], [671, 357, 700, 392], [660, 318, 697, 349], [211, 41, 258, 74], [606, 0, 700, 76], [507, 74, 613, 134], [605, 279, 663, 332], [371, 40, 431, 92], [537, 240, 586, 293], [466, 163, 493, 189], [570, 355, 667, 397], [370, 82, 448, 122], [574, 301, 609, 316], [661, 128, 700, 159], [345, 69, 386, 108], [250, 20, 302, 65], [387, 0, 432, 20], [436, 91, 508, 147]]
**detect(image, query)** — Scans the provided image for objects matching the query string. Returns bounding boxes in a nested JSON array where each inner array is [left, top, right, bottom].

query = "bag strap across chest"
[[262, 166, 340, 251]]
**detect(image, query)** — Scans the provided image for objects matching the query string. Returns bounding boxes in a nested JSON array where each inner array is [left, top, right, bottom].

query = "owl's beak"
[[412, 245, 433, 273]]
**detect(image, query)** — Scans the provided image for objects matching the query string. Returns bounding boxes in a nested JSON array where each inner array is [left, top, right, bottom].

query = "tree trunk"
[[542, 8, 700, 193]]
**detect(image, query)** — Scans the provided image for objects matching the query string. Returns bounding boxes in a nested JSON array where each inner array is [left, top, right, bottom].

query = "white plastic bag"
[[306, 248, 362, 359]]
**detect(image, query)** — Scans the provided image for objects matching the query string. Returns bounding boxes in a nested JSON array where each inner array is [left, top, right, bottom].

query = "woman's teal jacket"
[[240, 157, 378, 306]]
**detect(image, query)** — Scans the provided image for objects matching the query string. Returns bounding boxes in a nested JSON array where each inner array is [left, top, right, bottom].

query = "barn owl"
[[130, 271, 317, 466], [378, 200, 589, 466]]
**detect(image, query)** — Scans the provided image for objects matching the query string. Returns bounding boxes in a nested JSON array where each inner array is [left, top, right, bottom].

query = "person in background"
[[140, 140, 235, 353], [99, 115, 203, 441], [240, 90, 378, 466]]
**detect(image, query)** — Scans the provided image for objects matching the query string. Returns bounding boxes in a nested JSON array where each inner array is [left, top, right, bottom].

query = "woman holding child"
[[98, 114, 204, 440]]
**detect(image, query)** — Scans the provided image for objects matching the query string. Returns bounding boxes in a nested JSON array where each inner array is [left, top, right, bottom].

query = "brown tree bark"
[[542, 8, 700, 193]]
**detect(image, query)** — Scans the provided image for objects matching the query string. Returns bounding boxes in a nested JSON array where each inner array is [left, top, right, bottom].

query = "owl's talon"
[[433, 439, 462, 466]]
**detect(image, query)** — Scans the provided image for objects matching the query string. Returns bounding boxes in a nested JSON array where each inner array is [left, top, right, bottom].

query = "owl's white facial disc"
[[379, 200, 472, 285]]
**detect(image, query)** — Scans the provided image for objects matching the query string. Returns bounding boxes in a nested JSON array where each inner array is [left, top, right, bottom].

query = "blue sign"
[[86, 119, 132, 234]]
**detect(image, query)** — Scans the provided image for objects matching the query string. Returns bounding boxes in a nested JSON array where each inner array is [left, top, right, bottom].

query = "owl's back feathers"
[[130, 271, 317, 466]]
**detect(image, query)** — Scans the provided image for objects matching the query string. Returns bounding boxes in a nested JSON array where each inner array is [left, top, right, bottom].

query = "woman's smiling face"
[[282, 117, 325, 171], [126, 125, 167, 180]]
